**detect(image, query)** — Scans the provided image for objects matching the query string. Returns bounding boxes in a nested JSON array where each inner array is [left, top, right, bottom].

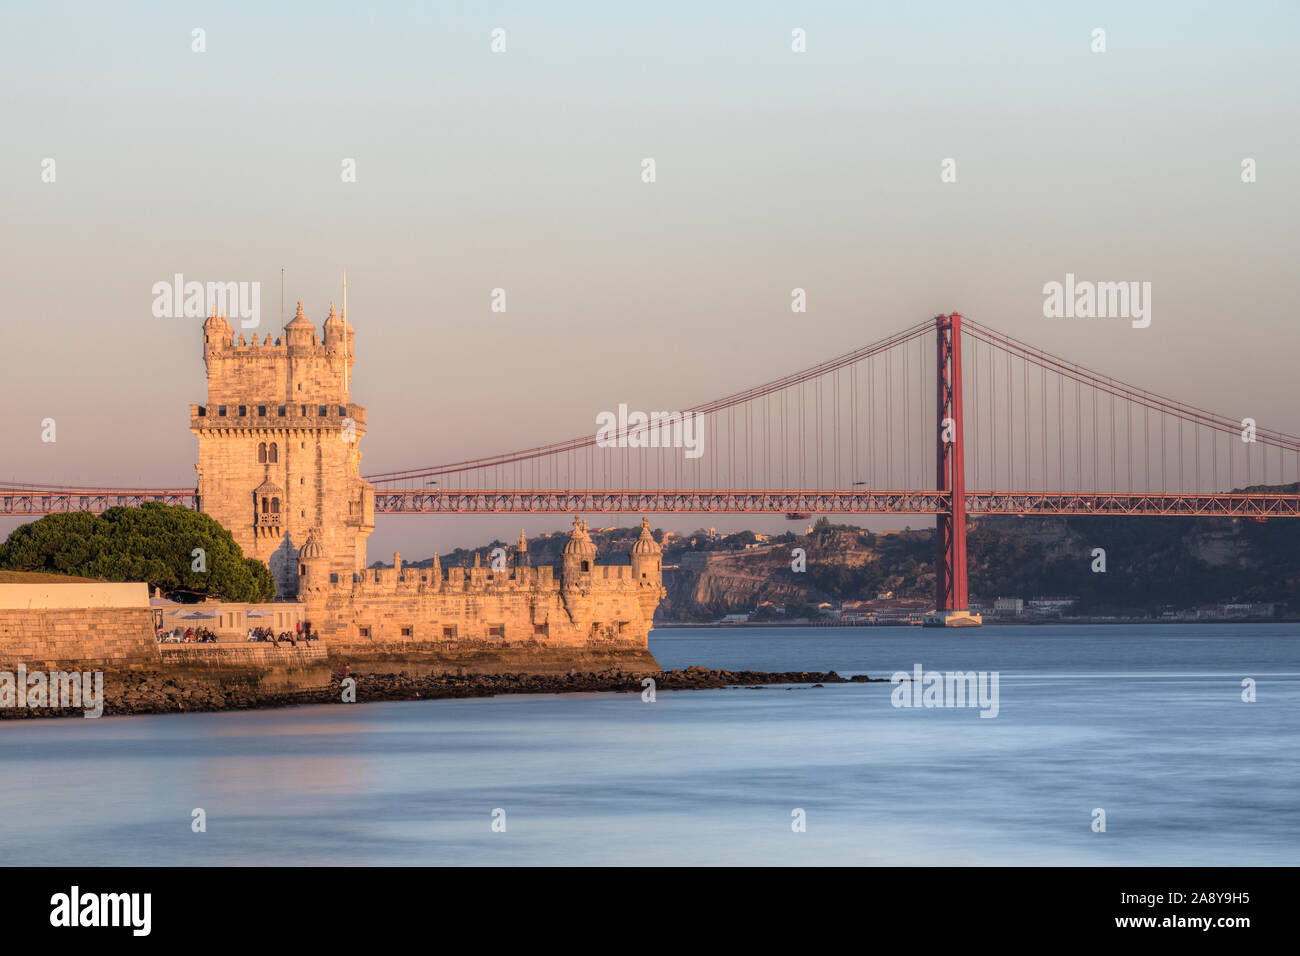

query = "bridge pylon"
[[927, 313, 981, 628]]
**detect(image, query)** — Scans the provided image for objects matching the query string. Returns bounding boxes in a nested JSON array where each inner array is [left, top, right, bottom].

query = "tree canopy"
[[0, 503, 275, 602]]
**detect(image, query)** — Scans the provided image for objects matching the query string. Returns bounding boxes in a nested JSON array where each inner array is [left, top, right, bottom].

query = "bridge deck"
[[2, 489, 1297, 517]]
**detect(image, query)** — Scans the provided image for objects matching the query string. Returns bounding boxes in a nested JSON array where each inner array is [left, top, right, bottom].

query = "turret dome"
[[299, 532, 325, 560], [285, 301, 315, 330], [631, 517, 661, 555], [561, 515, 597, 557]]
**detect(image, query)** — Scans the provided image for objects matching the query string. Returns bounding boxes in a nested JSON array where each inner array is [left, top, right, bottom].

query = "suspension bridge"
[[4, 314, 1299, 620]]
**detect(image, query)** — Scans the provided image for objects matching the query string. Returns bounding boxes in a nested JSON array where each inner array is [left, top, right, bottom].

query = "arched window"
[[268, 442, 278, 463], [271, 497, 280, 513], [261, 497, 268, 514], [257, 442, 267, 463]]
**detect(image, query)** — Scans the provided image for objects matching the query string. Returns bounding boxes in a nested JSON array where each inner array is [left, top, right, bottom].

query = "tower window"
[[197, 406, 206, 417], [319, 405, 328, 416], [270, 497, 280, 513], [278, 405, 286, 416], [257, 442, 267, 463], [218, 405, 227, 417], [581, 560, 590, 572], [339, 406, 347, 416], [238, 405, 247, 416], [268, 442, 278, 463], [258, 405, 267, 417], [261, 497, 268, 514], [300, 405, 307, 416], [329, 573, 339, 583]]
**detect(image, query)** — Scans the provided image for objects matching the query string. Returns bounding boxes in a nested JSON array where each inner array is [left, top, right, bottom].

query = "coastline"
[[0, 666, 882, 720]]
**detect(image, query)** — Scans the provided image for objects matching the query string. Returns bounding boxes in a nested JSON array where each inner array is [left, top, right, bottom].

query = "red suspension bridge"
[[4, 314, 1299, 616]]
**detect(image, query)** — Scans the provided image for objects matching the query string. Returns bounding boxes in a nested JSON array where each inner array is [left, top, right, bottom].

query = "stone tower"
[[630, 517, 666, 618], [190, 301, 375, 597]]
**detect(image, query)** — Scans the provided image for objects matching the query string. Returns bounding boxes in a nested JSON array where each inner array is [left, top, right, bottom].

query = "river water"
[[1, 624, 1296, 865]]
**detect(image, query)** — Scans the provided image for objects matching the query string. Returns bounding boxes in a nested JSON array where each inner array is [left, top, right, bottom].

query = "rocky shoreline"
[[0, 666, 884, 719]]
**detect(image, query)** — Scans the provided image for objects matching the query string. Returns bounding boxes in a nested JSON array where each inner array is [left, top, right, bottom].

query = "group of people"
[[153, 623, 319, 645], [156, 627, 217, 644], [246, 625, 317, 646]]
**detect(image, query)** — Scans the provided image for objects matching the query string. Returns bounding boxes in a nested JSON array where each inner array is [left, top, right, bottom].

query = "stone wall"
[[158, 643, 326, 670], [324, 640, 658, 677], [158, 642, 330, 691], [317, 565, 647, 638], [0, 583, 159, 670]]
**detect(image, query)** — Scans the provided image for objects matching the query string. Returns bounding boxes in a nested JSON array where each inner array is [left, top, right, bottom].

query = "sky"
[[1, 1, 1298, 560]]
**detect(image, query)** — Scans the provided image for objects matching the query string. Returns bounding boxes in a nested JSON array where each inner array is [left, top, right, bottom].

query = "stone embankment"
[[0, 666, 883, 719]]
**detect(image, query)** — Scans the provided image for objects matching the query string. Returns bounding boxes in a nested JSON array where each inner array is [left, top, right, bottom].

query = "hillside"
[[391, 484, 1300, 620]]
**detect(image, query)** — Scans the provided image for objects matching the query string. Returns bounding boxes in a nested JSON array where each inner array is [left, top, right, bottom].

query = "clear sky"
[[2, 1, 1298, 559]]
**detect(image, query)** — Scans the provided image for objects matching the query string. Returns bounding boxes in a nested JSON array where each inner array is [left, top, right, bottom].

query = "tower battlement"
[[296, 518, 666, 649], [201, 301, 355, 407]]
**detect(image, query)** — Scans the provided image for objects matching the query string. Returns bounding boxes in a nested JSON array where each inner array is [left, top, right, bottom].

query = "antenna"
[[280, 268, 285, 329], [343, 269, 349, 395]]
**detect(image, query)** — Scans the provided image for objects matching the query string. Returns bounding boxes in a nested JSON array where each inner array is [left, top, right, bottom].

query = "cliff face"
[[659, 527, 933, 620], [667, 551, 808, 612]]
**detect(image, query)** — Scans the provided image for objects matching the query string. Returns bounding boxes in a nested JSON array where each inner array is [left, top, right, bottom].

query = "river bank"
[[0, 666, 881, 719]]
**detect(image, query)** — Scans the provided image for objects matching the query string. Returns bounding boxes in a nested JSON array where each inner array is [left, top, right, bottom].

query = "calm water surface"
[[1, 624, 1296, 865]]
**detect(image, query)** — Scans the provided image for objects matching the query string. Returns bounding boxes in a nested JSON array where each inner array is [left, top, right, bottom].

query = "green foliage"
[[0, 503, 275, 602], [968, 515, 1300, 614]]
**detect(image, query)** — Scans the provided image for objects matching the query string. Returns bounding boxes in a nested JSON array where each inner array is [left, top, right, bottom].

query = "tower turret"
[[297, 531, 327, 596], [630, 517, 666, 618], [561, 515, 597, 585], [203, 307, 232, 355], [284, 300, 315, 349]]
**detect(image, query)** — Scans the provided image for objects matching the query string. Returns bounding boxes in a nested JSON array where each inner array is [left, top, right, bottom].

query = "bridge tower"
[[189, 302, 375, 598], [928, 313, 981, 627]]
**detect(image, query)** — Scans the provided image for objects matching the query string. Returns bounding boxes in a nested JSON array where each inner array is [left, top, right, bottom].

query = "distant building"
[[994, 597, 1024, 615], [1028, 596, 1077, 614]]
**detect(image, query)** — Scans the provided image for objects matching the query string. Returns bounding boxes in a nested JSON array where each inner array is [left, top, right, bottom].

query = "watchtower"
[[189, 301, 375, 597]]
